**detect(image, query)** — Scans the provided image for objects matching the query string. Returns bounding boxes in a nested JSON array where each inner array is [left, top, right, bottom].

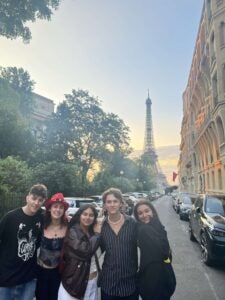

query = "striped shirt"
[[98, 215, 138, 297]]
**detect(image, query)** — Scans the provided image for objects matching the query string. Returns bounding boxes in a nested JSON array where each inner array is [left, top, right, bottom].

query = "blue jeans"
[[0, 278, 37, 300]]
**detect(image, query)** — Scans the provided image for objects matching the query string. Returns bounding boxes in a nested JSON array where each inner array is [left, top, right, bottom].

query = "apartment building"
[[31, 92, 55, 138], [178, 0, 225, 194]]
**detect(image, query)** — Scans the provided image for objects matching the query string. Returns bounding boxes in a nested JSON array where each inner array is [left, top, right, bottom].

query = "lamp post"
[[120, 170, 124, 192], [143, 180, 146, 190], [81, 155, 87, 196], [136, 178, 139, 191]]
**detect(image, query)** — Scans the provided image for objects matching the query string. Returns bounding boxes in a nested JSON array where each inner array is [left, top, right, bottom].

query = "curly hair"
[[102, 187, 123, 204]]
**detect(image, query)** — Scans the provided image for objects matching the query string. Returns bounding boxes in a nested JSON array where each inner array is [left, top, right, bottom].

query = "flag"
[[172, 172, 178, 182]]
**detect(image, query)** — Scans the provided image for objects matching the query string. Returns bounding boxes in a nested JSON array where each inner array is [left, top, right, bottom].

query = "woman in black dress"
[[134, 200, 176, 300]]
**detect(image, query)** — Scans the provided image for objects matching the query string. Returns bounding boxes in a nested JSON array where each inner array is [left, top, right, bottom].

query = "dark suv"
[[189, 194, 225, 265]]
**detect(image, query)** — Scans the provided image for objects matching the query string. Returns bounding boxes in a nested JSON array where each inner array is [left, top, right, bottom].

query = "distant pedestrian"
[[98, 187, 138, 300], [0, 183, 47, 300], [134, 199, 176, 300], [36, 193, 69, 300], [58, 204, 101, 300]]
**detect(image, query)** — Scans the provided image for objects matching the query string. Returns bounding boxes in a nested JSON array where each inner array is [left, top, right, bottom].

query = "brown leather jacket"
[[61, 224, 100, 299]]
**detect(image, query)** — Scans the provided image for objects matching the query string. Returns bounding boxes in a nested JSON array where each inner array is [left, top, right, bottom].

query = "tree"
[[39, 89, 131, 182], [0, 156, 32, 195], [0, 156, 33, 217], [135, 153, 157, 191], [0, 0, 60, 42], [0, 67, 35, 115], [0, 79, 35, 159], [32, 161, 81, 196]]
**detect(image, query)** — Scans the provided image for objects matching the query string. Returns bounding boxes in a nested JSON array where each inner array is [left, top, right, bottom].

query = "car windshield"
[[205, 197, 225, 214], [78, 200, 95, 207], [182, 196, 192, 204]]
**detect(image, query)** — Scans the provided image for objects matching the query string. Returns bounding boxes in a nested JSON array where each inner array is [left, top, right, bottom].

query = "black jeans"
[[101, 290, 139, 300], [35, 265, 61, 300]]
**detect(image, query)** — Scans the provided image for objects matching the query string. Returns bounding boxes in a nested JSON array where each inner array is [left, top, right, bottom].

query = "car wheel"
[[200, 232, 213, 266], [189, 225, 196, 242]]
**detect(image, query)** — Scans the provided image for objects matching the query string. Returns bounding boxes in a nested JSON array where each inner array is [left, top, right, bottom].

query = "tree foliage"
[[0, 67, 35, 115], [32, 161, 81, 196], [39, 89, 131, 180], [0, 0, 60, 42], [0, 78, 35, 159], [0, 156, 32, 195]]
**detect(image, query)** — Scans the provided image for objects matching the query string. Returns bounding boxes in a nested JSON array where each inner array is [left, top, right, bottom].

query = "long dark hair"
[[69, 204, 98, 234], [134, 199, 159, 222]]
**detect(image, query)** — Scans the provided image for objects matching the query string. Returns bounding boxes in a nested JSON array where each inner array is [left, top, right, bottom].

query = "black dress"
[[137, 218, 175, 300]]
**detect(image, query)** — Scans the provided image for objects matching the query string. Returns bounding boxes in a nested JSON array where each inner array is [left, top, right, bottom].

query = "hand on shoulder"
[[94, 219, 103, 233]]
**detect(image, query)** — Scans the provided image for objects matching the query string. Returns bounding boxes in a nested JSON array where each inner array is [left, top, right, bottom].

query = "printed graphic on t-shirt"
[[17, 222, 41, 261]]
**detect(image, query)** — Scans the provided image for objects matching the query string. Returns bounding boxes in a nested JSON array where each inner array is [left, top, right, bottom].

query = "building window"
[[222, 64, 225, 94], [207, 173, 210, 189], [207, 0, 212, 22], [216, 116, 225, 144], [218, 169, 223, 189], [220, 22, 225, 46], [210, 33, 216, 65], [212, 73, 218, 106], [216, 0, 223, 7], [212, 171, 215, 189], [193, 153, 197, 166]]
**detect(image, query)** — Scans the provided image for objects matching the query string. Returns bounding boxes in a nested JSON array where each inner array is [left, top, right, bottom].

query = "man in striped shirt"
[[98, 188, 138, 300]]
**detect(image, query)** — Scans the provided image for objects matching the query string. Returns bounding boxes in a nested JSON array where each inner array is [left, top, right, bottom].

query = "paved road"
[[153, 195, 225, 300]]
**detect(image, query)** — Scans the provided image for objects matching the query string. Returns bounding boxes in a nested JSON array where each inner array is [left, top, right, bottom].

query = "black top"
[[0, 208, 43, 287], [138, 218, 170, 273], [98, 215, 138, 297], [38, 236, 64, 268]]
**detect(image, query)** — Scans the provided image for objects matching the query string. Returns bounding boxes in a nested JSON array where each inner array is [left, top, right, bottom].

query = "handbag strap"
[[94, 253, 101, 273]]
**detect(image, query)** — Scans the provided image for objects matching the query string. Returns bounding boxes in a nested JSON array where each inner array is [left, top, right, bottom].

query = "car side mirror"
[[196, 207, 201, 214]]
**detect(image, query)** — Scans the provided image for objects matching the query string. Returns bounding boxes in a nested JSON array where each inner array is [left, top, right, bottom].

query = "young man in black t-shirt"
[[0, 183, 47, 300]]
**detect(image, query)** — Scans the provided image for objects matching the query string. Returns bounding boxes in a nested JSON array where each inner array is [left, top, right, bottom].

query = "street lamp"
[[120, 170, 124, 192], [80, 155, 87, 196], [136, 178, 139, 191]]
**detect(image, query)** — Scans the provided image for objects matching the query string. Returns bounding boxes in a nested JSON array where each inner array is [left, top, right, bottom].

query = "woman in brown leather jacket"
[[58, 204, 101, 300]]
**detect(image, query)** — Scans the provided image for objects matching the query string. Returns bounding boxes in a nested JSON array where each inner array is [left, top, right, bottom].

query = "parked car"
[[174, 192, 191, 213], [64, 197, 102, 216], [179, 194, 197, 220], [131, 192, 148, 199], [89, 195, 103, 207], [122, 194, 136, 215], [189, 194, 225, 265]]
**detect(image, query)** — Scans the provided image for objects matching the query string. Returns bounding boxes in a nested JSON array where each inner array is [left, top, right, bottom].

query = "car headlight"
[[181, 207, 189, 212], [208, 225, 225, 237], [211, 229, 225, 237]]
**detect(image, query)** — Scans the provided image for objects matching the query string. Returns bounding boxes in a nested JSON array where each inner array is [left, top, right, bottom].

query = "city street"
[[153, 195, 225, 300]]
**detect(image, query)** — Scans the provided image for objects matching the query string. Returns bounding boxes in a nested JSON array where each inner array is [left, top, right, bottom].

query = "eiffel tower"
[[144, 91, 168, 190]]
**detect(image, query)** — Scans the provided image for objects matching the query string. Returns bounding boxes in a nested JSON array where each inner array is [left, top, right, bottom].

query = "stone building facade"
[[31, 93, 54, 138], [178, 0, 225, 195]]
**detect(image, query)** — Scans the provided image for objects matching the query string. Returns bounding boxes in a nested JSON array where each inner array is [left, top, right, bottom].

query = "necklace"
[[108, 214, 122, 225], [52, 224, 61, 238]]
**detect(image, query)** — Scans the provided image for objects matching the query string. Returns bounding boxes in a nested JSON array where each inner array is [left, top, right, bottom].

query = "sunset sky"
[[1, 0, 203, 150]]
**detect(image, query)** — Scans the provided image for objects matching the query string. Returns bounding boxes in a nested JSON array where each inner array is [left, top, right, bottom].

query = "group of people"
[[0, 183, 176, 300]]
